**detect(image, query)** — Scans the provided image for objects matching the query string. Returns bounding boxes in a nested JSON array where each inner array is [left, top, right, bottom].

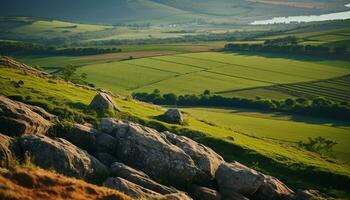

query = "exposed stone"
[[162, 193, 193, 200], [295, 189, 331, 200], [20, 135, 109, 179], [216, 162, 264, 197], [106, 120, 199, 187], [103, 177, 161, 199], [0, 133, 20, 168], [164, 108, 183, 124], [252, 175, 295, 200], [89, 92, 120, 112], [110, 162, 179, 195], [95, 152, 118, 167], [222, 191, 250, 200], [58, 124, 97, 153], [0, 96, 54, 136], [96, 133, 118, 154], [191, 186, 221, 200], [162, 131, 224, 183]]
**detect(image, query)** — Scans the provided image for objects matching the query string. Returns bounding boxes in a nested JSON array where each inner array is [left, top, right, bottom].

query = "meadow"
[[181, 107, 350, 163], [74, 52, 350, 101]]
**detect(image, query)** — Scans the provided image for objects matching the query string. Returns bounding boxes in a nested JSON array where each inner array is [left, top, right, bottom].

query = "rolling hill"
[[0, 0, 348, 25]]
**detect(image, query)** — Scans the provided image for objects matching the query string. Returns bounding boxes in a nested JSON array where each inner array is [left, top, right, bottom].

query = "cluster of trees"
[[132, 90, 350, 121], [224, 37, 349, 58], [298, 137, 337, 156], [0, 41, 122, 56]]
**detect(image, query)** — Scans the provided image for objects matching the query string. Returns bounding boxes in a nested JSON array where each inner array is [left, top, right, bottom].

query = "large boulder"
[[216, 162, 264, 197], [163, 108, 183, 124], [20, 135, 109, 179], [58, 124, 97, 153], [252, 175, 295, 200], [110, 162, 179, 195], [191, 186, 221, 200], [0, 96, 54, 136], [96, 132, 118, 154], [95, 152, 118, 167], [89, 93, 120, 112], [162, 131, 224, 183], [101, 119, 199, 187], [0, 133, 20, 167], [103, 177, 161, 199]]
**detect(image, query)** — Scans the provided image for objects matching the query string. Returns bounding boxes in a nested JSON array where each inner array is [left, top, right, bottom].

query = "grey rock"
[[164, 108, 183, 124], [94, 152, 118, 167], [163, 131, 224, 182], [103, 177, 161, 199], [110, 162, 179, 195], [96, 133, 118, 154], [0, 95, 54, 136], [108, 120, 199, 187], [20, 135, 109, 179], [191, 186, 221, 200], [295, 189, 332, 200], [89, 93, 120, 112], [216, 162, 264, 197], [58, 124, 97, 153], [252, 175, 295, 200]]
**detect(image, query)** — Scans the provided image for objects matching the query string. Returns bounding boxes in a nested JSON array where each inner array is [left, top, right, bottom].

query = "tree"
[[203, 89, 211, 96], [62, 65, 76, 81]]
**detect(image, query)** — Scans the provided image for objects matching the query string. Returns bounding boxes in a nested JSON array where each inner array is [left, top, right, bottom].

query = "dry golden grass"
[[0, 167, 132, 200]]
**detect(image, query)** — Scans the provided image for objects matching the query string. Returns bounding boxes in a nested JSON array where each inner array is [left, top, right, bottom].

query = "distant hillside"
[[0, 0, 348, 25]]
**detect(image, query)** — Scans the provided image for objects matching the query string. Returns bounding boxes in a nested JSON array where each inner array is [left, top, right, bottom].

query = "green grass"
[[76, 52, 350, 99], [1, 66, 350, 197], [220, 74, 350, 102], [181, 107, 350, 163]]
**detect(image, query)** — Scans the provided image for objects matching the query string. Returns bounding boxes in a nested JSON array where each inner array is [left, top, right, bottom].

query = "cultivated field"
[[76, 52, 350, 100]]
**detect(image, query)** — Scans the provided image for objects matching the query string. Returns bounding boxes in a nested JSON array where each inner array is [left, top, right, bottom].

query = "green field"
[[181, 107, 350, 163], [219, 74, 350, 102], [76, 52, 350, 99]]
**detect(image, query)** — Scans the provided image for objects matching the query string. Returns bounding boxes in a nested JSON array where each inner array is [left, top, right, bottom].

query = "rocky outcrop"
[[0, 133, 20, 168], [252, 175, 295, 200], [58, 124, 97, 153], [0, 96, 54, 136], [110, 162, 179, 195], [104, 177, 161, 199], [101, 119, 199, 186], [191, 186, 221, 200], [96, 132, 118, 154], [95, 152, 118, 167], [216, 162, 264, 197], [163, 108, 183, 124], [20, 135, 109, 179], [162, 131, 224, 183], [295, 189, 331, 200], [89, 93, 120, 112]]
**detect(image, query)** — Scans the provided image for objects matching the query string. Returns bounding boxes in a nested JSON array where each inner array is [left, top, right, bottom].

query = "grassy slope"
[[76, 52, 350, 97], [0, 166, 131, 200], [0, 66, 349, 197], [181, 107, 350, 163]]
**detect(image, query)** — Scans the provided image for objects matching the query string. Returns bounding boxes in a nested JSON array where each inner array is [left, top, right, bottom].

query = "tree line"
[[132, 90, 350, 121], [0, 41, 122, 56], [224, 36, 349, 59]]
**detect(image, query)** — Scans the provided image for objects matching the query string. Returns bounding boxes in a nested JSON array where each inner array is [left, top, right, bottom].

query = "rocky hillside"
[[0, 57, 333, 200]]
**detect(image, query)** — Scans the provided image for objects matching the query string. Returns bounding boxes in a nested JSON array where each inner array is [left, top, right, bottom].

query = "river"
[[251, 4, 350, 25]]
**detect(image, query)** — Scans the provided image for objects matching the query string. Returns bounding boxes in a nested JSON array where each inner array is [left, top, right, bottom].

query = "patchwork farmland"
[[77, 52, 350, 102]]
